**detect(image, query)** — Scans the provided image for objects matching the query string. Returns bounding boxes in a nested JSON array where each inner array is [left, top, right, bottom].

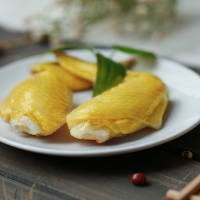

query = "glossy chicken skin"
[[0, 67, 72, 136], [31, 62, 92, 91], [67, 72, 168, 143], [55, 50, 135, 82]]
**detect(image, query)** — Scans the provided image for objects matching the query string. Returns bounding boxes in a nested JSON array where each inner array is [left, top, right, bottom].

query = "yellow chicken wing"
[[55, 50, 135, 82], [66, 72, 168, 143], [0, 67, 72, 136], [30, 62, 92, 91]]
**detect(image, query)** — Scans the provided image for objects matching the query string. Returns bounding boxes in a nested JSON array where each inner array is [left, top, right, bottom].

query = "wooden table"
[[1, 28, 200, 200]]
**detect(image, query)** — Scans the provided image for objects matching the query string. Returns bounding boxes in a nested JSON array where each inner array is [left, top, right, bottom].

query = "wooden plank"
[[0, 174, 63, 200], [0, 143, 200, 200]]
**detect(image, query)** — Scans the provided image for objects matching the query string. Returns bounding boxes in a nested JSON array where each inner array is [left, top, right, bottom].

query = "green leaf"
[[44, 44, 95, 55], [113, 45, 156, 58], [113, 45, 157, 69], [93, 53, 126, 97]]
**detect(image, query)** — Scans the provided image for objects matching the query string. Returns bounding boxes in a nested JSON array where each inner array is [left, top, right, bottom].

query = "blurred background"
[[0, 0, 200, 68]]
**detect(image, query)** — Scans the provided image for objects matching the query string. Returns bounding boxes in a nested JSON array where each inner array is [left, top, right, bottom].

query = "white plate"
[[1, 49, 200, 157]]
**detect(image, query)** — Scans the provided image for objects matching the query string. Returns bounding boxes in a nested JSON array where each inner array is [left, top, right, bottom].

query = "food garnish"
[[131, 173, 147, 186], [113, 45, 157, 69], [93, 53, 126, 97], [113, 45, 156, 58]]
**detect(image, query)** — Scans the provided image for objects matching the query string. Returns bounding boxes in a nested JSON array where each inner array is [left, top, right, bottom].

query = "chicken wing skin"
[[0, 67, 72, 136], [67, 72, 168, 143], [55, 50, 135, 82], [31, 62, 92, 91]]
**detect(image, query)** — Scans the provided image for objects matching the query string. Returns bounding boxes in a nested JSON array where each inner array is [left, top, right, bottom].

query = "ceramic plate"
[[0, 49, 200, 157]]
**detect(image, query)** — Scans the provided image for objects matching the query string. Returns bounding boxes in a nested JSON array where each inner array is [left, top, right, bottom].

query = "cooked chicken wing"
[[55, 50, 135, 82], [67, 72, 168, 143], [31, 62, 92, 91], [0, 67, 72, 136]]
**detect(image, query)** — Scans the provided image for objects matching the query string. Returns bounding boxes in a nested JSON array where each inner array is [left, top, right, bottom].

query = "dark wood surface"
[[1, 28, 200, 200]]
